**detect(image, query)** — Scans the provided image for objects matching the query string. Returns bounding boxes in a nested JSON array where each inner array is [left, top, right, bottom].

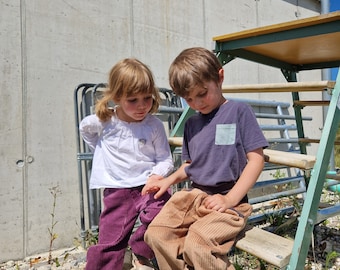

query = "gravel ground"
[[1, 222, 339, 270], [0, 247, 134, 270], [1, 218, 339, 270]]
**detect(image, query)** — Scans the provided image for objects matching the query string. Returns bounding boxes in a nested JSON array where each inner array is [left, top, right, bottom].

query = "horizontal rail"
[[293, 100, 330, 106], [222, 81, 335, 93], [316, 204, 340, 224], [255, 112, 312, 121], [168, 137, 316, 170]]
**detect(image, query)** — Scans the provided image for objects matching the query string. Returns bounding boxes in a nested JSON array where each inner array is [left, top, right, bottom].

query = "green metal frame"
[[213, 13, 340, 270], [287, 70, 340, 268]]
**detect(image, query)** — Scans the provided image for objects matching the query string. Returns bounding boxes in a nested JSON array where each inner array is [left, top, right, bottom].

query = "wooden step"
[[299, 138, 340, 145], [263, 149, 315, 170], [168, 137, 316, 170], [235, 226, 294, 269], [293, 100, 330, 106], [221, 81, 335, 93]]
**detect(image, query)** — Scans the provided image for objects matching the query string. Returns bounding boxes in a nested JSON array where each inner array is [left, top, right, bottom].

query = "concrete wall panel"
[[0, 0, 322, 261], [0, 0, 25, 261]]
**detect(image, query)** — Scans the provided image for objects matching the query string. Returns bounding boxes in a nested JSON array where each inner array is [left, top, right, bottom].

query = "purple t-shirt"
[[182, 100, 268, 194]]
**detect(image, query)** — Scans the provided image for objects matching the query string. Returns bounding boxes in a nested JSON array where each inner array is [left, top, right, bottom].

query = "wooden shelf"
[[222, 81, 335, 93]]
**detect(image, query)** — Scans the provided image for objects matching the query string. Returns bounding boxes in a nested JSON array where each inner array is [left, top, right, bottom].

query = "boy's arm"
[[226, 148, 264, 206], [204, 148, 265, 211], [142, 162, 190, 198]]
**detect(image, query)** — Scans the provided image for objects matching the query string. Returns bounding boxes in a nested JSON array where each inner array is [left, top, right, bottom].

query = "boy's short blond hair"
[[169, 47, 222, 97]]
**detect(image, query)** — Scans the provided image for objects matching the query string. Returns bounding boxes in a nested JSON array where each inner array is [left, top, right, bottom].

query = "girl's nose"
[[138, 100, 147, 109]]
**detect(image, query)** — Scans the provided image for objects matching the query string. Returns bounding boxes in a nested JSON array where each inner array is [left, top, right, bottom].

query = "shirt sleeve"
[[79, 114, 103, 152], [148, 119, 174, 177], [239, 104, 269, 152]]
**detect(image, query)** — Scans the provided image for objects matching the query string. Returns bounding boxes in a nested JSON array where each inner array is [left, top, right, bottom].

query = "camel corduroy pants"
[[145, 188, 252, 270]]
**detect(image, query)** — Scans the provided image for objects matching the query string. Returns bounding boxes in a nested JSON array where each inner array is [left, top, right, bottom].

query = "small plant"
[[325, 251, 339, 269], [73, 227, 98, 249], [270, 169, 286, 182], [48, 185, 62, 264]]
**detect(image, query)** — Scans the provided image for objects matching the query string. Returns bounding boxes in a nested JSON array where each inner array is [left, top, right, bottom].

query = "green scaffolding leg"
[[287, 69, 340, 269]]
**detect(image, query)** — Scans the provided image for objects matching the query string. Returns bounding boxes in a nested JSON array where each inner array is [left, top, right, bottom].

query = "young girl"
[[80, 58, 174, 270]]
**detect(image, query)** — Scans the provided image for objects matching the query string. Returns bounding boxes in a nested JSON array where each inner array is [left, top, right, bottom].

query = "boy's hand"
[[203, 194, 233, 212]]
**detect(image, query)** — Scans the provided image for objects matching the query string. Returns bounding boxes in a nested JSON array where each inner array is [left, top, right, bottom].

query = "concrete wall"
[[0, 0, 322, 261]]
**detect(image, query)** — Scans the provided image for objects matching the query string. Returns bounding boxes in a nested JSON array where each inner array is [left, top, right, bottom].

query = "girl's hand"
[[147, 174, 163, 184], [142, 174, 162, 194], [142, 176, 171, 199]]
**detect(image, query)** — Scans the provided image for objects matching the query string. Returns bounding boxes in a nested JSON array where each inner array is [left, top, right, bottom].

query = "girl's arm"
[[79, 114, 102, 152], [148, 119, 174, 177]]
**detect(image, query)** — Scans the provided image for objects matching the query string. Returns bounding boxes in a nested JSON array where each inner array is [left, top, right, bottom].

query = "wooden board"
[[213, 11, 340, 67], [235, 226, 294, 268], [221, 81, 335, 93], [168, 137, 316, 170]]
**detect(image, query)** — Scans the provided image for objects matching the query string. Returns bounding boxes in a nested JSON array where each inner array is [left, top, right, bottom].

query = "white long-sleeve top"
[[79, 113, 174, 189]]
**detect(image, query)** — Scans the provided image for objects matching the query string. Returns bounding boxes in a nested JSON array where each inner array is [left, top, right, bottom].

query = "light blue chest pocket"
[[215, 124, 236, 145]]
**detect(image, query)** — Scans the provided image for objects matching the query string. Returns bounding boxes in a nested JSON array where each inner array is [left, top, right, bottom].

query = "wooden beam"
[[221, 81, 335, 93], [299, 138, 340, 145], [293, 100, 330, 106], [168, 137, 316, 170]]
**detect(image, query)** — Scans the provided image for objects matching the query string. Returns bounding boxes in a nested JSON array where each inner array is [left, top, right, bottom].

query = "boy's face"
[[183, 69, 224, 115]]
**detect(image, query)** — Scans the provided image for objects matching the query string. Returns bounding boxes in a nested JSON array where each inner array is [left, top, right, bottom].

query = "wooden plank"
[[168, 136, 184, 147], [221, 81, 335, 93], [235, 226, 294, 268], [263, 149, 316, 170], [299, 138, 340, 145], [213, 12, 340, 43], [168, 137, 316, 170], [293, 100, 330, 106], [213, 12, 340, 67]]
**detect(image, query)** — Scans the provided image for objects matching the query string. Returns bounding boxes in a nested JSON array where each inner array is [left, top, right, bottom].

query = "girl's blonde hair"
[[169, 47, 222, 97], [95, 58, 160, 121]]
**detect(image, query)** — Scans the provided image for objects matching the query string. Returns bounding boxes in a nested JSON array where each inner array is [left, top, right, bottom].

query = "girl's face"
[[116, 93, 153, 122], [184, 69, 225, 114]]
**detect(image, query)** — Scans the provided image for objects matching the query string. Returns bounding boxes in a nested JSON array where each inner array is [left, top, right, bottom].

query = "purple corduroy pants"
[[85, 186, 171, 270]]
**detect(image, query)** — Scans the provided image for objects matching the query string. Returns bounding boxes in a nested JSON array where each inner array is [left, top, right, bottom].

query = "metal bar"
[[218, 49, 295, 71], [227, 97, 290, 108], [253, 176, 304, 189], [73, 83, 96, 247], [284, 71, 308, 155], [169, 106, 196, 138], [260, 125, 297, 130], [249, 187, 306, 205], [255, 113, 312, 121], [316, 204, 340, 224], [248, 206, 295, 224], [288, 69, 340, 270]]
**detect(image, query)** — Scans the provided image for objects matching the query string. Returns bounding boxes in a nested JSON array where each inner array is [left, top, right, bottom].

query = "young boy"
[[142, 47, 268, 270]]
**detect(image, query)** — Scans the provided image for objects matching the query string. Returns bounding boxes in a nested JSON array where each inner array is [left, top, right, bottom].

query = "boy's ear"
[[218, 68, 224, 84]]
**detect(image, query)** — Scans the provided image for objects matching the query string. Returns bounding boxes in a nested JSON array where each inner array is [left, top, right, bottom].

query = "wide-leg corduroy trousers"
[[145, 188, 252, 270], [85, 186, 171, 270]]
